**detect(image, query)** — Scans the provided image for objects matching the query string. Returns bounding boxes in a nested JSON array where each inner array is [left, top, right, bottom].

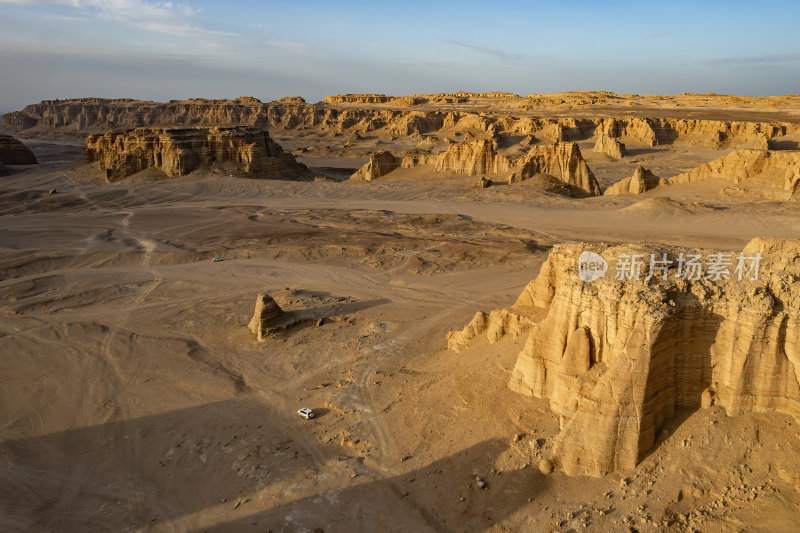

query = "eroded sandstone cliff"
[[408, 139, 513, 176], [668, 149, 800, 200], [4, 97, 795, 149], [353, 140, 602, 196], [83, 126, 306, 181], [449, 238, 800, 477]]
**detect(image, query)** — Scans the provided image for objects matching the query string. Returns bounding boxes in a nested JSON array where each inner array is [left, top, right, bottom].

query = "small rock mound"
[[350, 151, 402, 181], [248, 293, 288, 341], [605, 166, 664, 195], [0, 134, 38, 166]]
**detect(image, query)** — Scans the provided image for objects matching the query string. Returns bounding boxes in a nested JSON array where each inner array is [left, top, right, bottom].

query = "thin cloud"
[[703, 52, 800, 66], [265, 39, 307, 55], [443, 38, 524, 61], [0, 0, 237, 39]]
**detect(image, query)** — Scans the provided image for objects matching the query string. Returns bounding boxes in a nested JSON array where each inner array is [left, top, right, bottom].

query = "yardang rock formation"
[[353, 140, 601, 197], [604, 166, 664, 195], [83, 126, 306, 181], [449, 238, 800, 477]]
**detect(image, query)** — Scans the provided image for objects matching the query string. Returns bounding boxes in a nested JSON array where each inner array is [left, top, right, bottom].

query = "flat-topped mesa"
[[273, 96, 306, 104], [351, 151, 402, 181], [512, 142, 601, 197], [450, 238, 800, 477], [604, 166, 664, 195], [593, 133, 626, 159], [323, 94, 425, 106], [83, 126, 307, 182], [3, 98, 274, 135], [0, 134, 38, 165], [667, 149, 800, 200]]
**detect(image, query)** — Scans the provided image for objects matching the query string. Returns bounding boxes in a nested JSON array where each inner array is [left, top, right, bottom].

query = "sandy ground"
[[1, 141, 799, 532]]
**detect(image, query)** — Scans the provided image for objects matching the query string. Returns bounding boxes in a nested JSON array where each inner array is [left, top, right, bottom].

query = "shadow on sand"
[[0, 399, 547, 532]]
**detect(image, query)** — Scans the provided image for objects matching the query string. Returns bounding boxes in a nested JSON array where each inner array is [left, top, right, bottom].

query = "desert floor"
[[1, 141, 799, 532]]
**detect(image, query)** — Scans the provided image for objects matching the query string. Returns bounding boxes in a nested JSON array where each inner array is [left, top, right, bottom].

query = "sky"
[[1, 0, 799, 112]]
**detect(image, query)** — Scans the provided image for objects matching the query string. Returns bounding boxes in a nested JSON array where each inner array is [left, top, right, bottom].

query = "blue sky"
[[0, 0, 798, 112]]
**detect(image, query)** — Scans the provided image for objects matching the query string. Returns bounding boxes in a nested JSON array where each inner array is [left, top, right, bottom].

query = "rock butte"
[[449, 238, 800, 477], [83, 126, 307, 181]]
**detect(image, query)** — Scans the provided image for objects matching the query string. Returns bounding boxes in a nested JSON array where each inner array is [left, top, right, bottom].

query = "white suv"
[[297, 408, 315, 420]]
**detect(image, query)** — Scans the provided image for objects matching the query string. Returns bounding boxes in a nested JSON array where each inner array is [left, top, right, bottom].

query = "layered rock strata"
[[353, 140, 602, 196], [248, 293, 294, 341], [668, 149, 800, 199], [449, 238, 800, 476], [83, 126, 306, 181], [4, 98, 795, 148]]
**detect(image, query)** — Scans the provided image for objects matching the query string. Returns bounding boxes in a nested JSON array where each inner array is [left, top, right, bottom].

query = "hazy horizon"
[[1, 0, 799, 113]]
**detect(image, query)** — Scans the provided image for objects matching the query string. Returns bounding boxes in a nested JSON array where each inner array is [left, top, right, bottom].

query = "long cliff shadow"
[[638, 293, 724, 463], [0, 401, 542, 532], [284, 297, 391, 332], [0, 398, 333, 531], [624, 146, 661, 156], [297, 297, 391, 319], [193, 437, 547, 533]]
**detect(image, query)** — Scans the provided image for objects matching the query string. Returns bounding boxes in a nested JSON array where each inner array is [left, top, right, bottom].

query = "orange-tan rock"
[[450, 238, 800, 476], [351, 151, 402, 181], [593, 134, 626, 159], [5, 97, 796, 149], [83, 126, 306, 182], [409, 139, 513, 176], [355, 139, 602, 196], [668, 149, 800, 199], [248, 293, 296, 341], [323, 94, 425, 106], [604, 166, 664, 195], [512, 142, 601, 196]]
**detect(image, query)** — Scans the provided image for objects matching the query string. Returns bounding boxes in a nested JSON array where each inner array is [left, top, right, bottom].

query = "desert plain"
[[0, 92, 799, 532]]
